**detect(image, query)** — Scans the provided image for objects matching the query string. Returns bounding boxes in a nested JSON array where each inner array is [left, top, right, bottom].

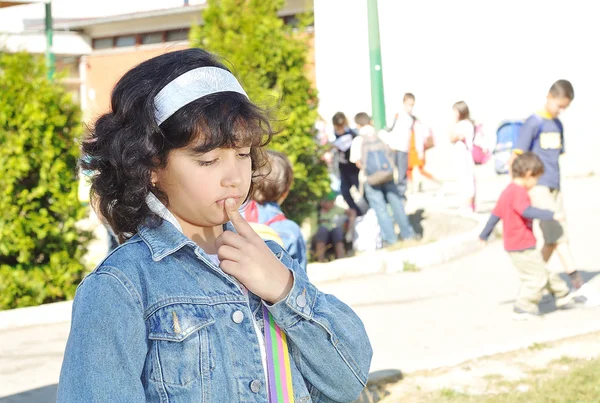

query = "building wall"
[[79, 1, 315, 122], [82, 34, 316, 123], [81, 42, 189, 121], [314, 0, 600, 175]]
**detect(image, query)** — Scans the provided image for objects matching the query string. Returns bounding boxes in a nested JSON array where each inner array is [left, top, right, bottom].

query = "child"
[[331, 112, 362, 216], [512, 79, 597, 306], [479, 152, 574, 319], [313, 191, 356, 262], [57, 48, 372, 402], [450, 101, 476, 213], [381, 93, 414, 199], [350, 112, 415, 245], [245, 149, 307, 271], [401, 94, 440, 193]]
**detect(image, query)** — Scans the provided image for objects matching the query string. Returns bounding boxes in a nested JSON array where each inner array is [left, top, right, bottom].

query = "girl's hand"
[[216, 199, 294, 304]]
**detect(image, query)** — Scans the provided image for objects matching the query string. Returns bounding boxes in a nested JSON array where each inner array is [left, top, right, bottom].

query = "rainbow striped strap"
[[263, 306, 295, 403]]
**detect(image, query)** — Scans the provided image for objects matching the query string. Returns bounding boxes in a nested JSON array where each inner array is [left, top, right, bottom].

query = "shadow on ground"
[[499, 270, 600, 314], [353, 369, 403, 403], [408, 209, 425, 238], [0, 384, 57, 403]]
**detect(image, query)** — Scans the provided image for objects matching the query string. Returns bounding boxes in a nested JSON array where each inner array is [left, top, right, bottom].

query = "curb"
[[0, 300, 72, 332], [307, 211, 489, 284], [0, 212, 488, 331]]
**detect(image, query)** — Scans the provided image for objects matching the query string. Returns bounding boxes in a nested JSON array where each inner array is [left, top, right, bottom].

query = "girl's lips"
[[216, 196, 241, 206]]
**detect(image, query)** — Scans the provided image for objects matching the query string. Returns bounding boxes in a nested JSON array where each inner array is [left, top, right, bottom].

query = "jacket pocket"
[[148, 303, 215, 386]]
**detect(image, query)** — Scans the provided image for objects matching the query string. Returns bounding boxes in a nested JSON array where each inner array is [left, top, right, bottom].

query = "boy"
[[480, 152, 574, 319], [246, 150, 307, 270], [349, 112, 415, 245], [512, 80, 597, 305], [381, 93, 415, 198]]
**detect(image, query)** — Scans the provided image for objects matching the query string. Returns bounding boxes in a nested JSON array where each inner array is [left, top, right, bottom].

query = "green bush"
[[0, 52, 90, 310], [190, 0, 330, 223]]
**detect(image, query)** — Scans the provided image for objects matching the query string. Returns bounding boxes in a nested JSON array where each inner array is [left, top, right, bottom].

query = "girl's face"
[[453, 107, 460, 122], [153, 145, 252, 228]]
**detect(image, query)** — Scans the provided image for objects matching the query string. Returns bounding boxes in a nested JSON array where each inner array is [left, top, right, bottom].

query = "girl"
[[57, 49, 372, 402], [450, 101, 476, 213]]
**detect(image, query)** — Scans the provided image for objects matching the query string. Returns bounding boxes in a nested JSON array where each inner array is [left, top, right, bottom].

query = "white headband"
[[154, 66, 248, 125]]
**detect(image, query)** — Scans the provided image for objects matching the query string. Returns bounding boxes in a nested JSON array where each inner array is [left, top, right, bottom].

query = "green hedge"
[[0, 52, 91, 310]]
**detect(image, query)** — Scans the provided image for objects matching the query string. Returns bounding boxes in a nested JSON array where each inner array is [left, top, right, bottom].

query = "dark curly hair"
[[511, 152, 545, 178], [81, 48, 274, 242]]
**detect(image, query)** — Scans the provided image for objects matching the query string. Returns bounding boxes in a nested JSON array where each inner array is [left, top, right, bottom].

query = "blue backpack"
[[361, 135, 395, 186], [493, 115, 549, 175], [493, 121, 522, 174]]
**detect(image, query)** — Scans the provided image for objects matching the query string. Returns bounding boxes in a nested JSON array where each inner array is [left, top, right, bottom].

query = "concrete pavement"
[[1, 174, 598, 402], [319, 175, 600, 374]]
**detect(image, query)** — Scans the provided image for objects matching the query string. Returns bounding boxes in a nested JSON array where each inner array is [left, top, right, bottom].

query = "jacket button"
[[296, 294, 307, 308], [232, 310, 244, 324], [250, 379, 262, 393]]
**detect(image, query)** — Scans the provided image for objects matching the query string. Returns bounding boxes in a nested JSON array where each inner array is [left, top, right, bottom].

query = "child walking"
[[57, 48, 372, 402], [512, 79, 598, 306], [450, 101, 476, 213], [479, 152, 574, 320]]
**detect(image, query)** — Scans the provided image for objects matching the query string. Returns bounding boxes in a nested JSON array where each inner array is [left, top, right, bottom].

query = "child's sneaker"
[[512, 307, 541, 321], [575, 284, 600, 308], [555, 292, 576, 309]]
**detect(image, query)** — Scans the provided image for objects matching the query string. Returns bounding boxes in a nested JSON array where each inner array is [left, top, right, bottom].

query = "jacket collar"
[[138, 193, 236, 261]]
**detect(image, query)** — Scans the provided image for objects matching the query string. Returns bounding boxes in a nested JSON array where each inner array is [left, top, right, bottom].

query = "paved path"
[[1, 175, 598, 402], [319, 175, 600, 374]]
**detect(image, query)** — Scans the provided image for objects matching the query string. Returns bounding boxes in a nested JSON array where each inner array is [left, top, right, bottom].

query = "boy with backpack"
[[349, 112, 415, 246], [480, 152, 574, 319], [245, 150, 307, 270], [512, 80, 598, 306]]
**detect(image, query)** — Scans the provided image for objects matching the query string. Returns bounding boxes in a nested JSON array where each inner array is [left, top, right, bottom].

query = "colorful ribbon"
[[263, 306, 294, 403]]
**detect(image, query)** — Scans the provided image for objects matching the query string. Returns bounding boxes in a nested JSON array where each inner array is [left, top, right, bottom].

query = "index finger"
[[225, 198, 257, 239]]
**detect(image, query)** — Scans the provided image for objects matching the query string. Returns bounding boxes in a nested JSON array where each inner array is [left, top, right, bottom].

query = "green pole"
[[45, 1, 55, 80], [367, 0, 386, 130]]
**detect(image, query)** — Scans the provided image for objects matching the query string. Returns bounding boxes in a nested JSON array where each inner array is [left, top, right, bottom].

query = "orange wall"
[[82, 35, 315, 123], [83, 44, 189, 121]]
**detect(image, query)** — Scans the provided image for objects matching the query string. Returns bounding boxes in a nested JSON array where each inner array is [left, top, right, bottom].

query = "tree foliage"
[[0, 52, 90, 310], [190, 0, 329, 223]]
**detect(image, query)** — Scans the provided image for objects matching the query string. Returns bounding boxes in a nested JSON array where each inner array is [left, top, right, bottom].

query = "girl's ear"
[[151, 171, 158, 186]]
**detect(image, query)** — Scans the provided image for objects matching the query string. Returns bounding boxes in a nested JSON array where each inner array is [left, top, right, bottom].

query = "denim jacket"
[[57, 220, 372, 403], [256, 202, 308, 271]]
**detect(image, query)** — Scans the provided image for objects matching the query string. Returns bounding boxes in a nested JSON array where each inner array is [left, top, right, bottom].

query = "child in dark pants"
[[313, 192, 356, 262], [479, 152, 574, 320]]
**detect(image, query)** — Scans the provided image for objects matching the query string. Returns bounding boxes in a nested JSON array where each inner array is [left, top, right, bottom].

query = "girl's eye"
[[238, 153, 251, 159], [197, 159, 217, 166]]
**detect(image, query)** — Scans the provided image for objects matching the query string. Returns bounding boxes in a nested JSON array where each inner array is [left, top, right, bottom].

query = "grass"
[[481, 374, 504, 382], [427, 357, 600, 402], [551, 356, 579, 366], [439, 388, 469, 399], [402, 261, 421, 272], [528, 342, 549, 351], [527, 368, 548, 376]]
